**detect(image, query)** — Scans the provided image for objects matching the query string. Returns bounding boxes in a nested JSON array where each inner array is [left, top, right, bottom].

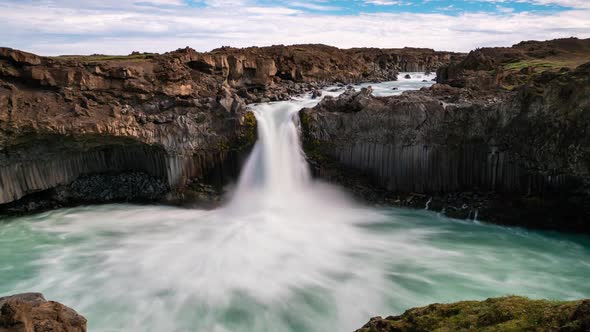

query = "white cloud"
[[289, 1, 342, 11], [0, 1, 588, 55], [363, 0, 403, 5]]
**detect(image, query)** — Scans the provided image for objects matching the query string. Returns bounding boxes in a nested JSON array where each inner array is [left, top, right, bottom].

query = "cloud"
[[0, 0, 588, 55], [289, 1, 342, 11]]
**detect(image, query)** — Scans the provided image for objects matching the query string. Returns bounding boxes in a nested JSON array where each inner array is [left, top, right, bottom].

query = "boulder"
[[314, 86, 376, 113], [0, 293, 86, 332], [311, 90, 322, 99]]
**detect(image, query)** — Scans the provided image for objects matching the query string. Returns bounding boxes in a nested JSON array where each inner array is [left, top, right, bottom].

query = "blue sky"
[[1, 0, 589, 55], [243, 0, 570, 15]]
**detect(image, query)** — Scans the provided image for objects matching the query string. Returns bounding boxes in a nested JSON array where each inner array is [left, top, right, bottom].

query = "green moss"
[[358, 296, 589, 332], [504, 59, 576, 71], [229, 111, 258, 151], [298, 111, 336, 164], [217, 141, 230, 152], [243, 111, 257, 128]]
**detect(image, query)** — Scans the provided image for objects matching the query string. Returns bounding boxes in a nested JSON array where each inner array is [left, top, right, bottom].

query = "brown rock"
[[0, 48, 42, 66], [0, 293, 86, 332]]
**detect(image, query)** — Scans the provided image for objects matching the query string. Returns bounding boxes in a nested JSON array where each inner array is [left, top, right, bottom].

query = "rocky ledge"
[[0, 45, 457, 213], [0, 293, 86, 332], [301, 37, 590, 233], [356, 296, 590, 332]]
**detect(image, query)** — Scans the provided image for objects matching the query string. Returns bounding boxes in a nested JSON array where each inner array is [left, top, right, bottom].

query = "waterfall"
[[235, 102, 311, 197]]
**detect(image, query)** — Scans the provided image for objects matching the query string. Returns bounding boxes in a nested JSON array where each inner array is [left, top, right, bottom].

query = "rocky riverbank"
[[301, 37, 590, 233], [356, 296, 590, 332], [0, 45, 458, 213], [2, 293, 587, 332]]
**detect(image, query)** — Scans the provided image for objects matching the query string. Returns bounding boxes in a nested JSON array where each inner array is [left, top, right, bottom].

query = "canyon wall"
[[301, 39, 590, 232], [188, 45, 458, 87], [0, 45, 456, 209], [0, 47, 257, 209]]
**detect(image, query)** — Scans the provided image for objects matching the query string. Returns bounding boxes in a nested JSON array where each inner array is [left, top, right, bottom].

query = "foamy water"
[[1, 74, 589, 332]]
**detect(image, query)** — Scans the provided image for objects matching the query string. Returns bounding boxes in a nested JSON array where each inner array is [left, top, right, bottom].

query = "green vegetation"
[[51, 53, 157, 62], [229, 111, 258, 151], [357, 296, 590, 332], [504, 58, 586, 72], [298, 111, 335, 163]]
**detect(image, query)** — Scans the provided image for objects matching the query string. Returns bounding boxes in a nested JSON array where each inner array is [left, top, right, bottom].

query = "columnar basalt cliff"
[[0, 45, 456, 211], [301, 38, 590, 233], [0, 47, 256, 210]]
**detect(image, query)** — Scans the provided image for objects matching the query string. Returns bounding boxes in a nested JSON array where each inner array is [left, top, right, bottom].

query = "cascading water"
[[1, 74, 590, 332], [232, 102, 311, 205]]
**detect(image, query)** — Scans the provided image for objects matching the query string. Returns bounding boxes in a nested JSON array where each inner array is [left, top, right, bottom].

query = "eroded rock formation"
[[0, 293, 86, 332], [301, 38, 590, 232]]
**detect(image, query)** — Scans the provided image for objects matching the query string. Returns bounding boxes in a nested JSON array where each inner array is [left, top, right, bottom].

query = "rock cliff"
[[301, 38, 590, 232], [0, 45, 455, 211], [0, 47, 256, 211]]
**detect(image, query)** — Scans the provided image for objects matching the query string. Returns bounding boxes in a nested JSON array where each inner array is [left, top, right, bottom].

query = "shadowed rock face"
[[0, 45, 456, 210], [301, 59, 590, 232], [0, 293, 87, 332]]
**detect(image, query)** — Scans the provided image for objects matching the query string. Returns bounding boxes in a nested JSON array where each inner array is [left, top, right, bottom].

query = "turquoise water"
[[1, 204, 589, 332]]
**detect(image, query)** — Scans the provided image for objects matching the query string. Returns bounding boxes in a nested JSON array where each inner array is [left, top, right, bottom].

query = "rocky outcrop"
[[437, 37, 590, 90], [356, 296, 590, 332], [0, 293, 86, 332], [195, 45, 458, 86], [301, 58, 590, 232]]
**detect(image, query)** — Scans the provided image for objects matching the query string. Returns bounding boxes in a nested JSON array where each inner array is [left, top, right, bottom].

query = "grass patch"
[[504, 57, 587, 72]]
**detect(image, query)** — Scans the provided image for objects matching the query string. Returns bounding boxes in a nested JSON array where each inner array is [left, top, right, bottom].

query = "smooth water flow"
[[233, 102, 310, 201], [1, 74, 589, 332]]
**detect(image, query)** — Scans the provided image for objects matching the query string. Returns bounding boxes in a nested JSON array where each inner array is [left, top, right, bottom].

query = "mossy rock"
[[229, 111, 257, 151], [356, 296, 590, 332]]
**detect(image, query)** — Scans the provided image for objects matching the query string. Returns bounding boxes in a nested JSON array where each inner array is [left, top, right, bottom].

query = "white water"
[[2, 73, 590, 332]]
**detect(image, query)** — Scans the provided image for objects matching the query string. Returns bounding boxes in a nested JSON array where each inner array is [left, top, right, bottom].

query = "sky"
[[1, 0, 589, 55]]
